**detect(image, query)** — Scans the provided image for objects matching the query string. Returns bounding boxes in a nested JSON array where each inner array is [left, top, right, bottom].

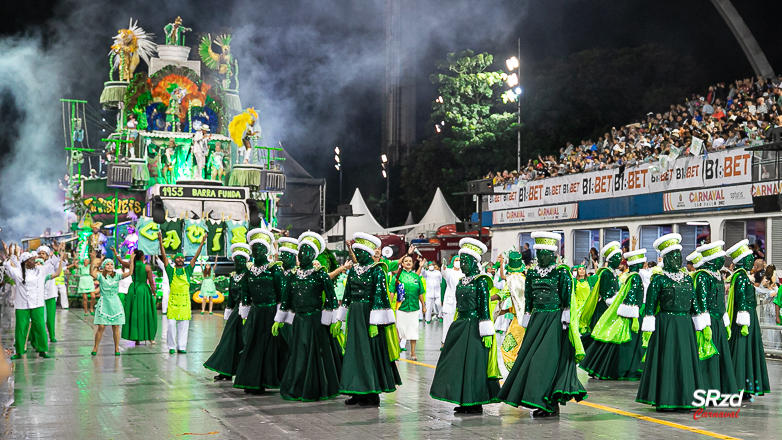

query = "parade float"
[[61, 17, 287, 290]]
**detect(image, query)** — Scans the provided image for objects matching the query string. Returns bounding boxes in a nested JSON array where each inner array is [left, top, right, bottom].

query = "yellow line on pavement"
[[399, 358, 741, 440]]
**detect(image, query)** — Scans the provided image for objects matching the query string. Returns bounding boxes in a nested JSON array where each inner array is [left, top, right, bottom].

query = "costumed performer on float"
[[159, 232, 207, 354], [579, 246, 647, 380], [498, 251, 526, 371], [335, 233, 402, 406], [578, 241, 622, 352], [204, 242, 250, 379], [91, 256, 134, 356], [272, 232, 343, 401], [234, 229, 290, 393], [497, 231, 587, 417], [430, 238, 500, 413], [725, 239, 770, 398], [3, 241, 63, 359], [228, 108, 258, 165], [690, 242, 739, 396], [636, 233, 713, 411]]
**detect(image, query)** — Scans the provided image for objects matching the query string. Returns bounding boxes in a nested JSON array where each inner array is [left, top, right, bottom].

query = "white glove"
[[239, 304, 251, 320], [223, 308, 233, 321]]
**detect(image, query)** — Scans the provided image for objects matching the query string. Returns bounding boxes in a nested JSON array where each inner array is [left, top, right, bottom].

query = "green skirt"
[[580, 300, 607, 351], [728, 309, 770, 396], [636, 313, 703, 409], [430, 315, 500, 406], [498, 310, 587, 412], [203, 310, 244, 377], [340, 302, 402, 395], [280, 311, 343, 401], [234, 305, 289, 389], [121, 282, 157, 341], [700, 313, 739, 395], [579, 324, 644, 380]]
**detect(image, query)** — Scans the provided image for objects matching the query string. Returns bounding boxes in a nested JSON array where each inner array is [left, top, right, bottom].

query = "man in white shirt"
[[4, 243, 63, 359], [37, 246, 62, 343], [421, 261, 443, 323], [440, 255, 464, 346]]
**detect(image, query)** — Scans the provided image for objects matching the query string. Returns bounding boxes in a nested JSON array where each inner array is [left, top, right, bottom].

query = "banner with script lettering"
[[662, 184, 753, 212], [492, 203, 579, 225]]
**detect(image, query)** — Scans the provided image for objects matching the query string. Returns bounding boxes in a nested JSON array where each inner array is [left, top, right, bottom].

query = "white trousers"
[[441, 312, 455, 344], [57, 285, 68, 308], [162, 288, 169, 314], [425, 294, 441, 322], [167, 319, 190, 351]]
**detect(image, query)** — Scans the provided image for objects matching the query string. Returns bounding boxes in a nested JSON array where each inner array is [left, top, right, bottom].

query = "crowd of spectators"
[[488, 76, 782, 186]]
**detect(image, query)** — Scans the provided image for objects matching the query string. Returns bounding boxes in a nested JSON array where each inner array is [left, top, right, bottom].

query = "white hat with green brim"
[[352, 232, 381, 255], [653, 233, 682, 256], [695, 240, 726, 263], [278, 237, 299, 255], [247, 228, 275, 253], [230, 243, 251, 261], [624, 249, 647, 266], [686, 250, 704, 268], [726, 239, 752, 263], [531, 231, 561, 252], [298, 231, 326, 257]]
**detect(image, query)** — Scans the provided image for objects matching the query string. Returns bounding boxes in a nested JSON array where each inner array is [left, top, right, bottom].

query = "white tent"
[[325, 189, 387, 242], [404, 212, 415, 226], [387, 188, 460, 239]]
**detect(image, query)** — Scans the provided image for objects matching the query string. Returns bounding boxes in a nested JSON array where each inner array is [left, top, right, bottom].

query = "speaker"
[[247, 199, 264, 228], [467, 179, 493, 195], [150, 196, 166, 224], [753, 195, 782, 213], [337, 204, 353, 216]]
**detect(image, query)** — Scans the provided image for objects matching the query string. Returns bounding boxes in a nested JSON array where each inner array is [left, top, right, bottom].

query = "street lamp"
[[507, 39, 521, 172], [381, 154, 389, 227], [335, 146, 342, 206]]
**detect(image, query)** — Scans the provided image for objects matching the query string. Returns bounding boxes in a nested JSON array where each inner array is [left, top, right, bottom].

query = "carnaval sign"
[[663, 184, 753, 212], [489, 148, 754, 210], [492, 203, 578, 225], [81, 179, 146, 222]]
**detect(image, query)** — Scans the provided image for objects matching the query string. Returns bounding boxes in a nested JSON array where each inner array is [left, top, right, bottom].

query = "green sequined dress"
[[636, 271, 705, 409], [727, 269, 770, 396], [430, 275, 500, 406], [497, 265, 587, 413], [336, 263, 402, 396], [203, 272, 248, 377], [579, 272, 644, 380], [121, 261, 157, 341], [275, 267, 343, 401], [234, 264, 290, 390], [580, 267, 618, 351], [693, 269, 738, 395]]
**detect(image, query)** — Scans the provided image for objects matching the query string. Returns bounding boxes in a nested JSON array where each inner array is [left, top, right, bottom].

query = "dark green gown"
[[727, 268, 770, 396], [636, 271, 705, 409], [338, 263, 401, 395], [276, 267, 343, 401], [580, 272, 644, 380], [498, 265, 587, 412], [121, 261, 157, 341], [430, 275, 499, 406], [234, 263, 290, 390], [580, 268, 618, 351], [203, 272, 247, 376], [693, 269, 738, 395]]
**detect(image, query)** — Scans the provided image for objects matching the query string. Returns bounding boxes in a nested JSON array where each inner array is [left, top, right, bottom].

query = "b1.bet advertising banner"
[[488, 148, 753, 210]]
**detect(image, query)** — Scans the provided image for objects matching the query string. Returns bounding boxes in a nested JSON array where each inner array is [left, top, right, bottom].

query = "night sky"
[[0, 0, 779, 238]]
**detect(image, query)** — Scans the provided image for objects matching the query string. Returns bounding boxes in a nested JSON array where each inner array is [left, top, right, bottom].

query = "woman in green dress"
[[77, 255, 97, 316], [204, 243, 250, 380], [121, 250, 158, 345], [91, 255, 134, 356], [690, 241, 738, 396], [636, 233, 710, 410], [498, 231, 587, 417], [430, 238, 500, 414], [579, 241, 622, 351], [234, 229, 289, 393], [336, 233, 401, 406], [579, 248, 646, 380], [393, 254, 426, 360], [272, 232, 342, 401], [725, 239, 771, 398]]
